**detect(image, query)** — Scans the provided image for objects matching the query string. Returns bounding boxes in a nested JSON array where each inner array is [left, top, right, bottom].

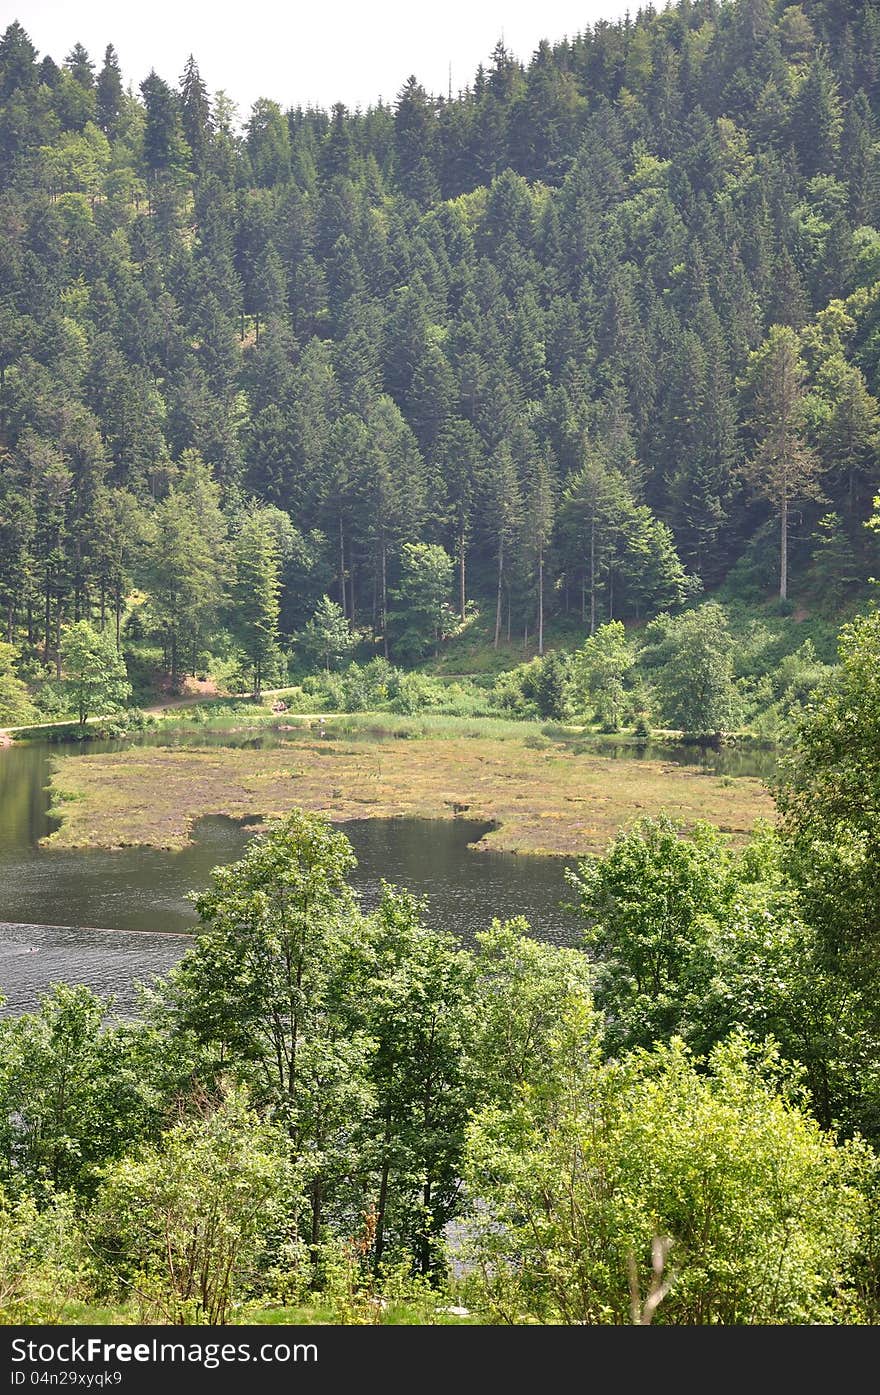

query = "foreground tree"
[[567, 814, 737, 1054], [463, 1035, 868, 1324], [359, 886, 477, 1275], [157, 812, 372, 1268], [90, 1088, 293, 1324], [776, 607, 880, 982], [0, 984, 153, 1194]]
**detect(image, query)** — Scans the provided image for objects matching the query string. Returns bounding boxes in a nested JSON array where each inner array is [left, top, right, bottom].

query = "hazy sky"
[[8, 0, 632, 118]]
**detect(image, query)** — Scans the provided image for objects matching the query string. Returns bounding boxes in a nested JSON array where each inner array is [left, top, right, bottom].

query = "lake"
[[0, 727, 774, 1015]]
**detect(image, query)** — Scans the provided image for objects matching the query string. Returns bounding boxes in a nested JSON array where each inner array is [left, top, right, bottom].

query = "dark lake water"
[[0, 727, 774, 1016]]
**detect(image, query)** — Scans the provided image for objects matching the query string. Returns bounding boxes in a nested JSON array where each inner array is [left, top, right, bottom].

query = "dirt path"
[[0, 688, 338, 745]]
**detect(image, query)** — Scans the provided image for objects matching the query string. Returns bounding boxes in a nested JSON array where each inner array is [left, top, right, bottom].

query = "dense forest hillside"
[[1, 0, 880, 701]]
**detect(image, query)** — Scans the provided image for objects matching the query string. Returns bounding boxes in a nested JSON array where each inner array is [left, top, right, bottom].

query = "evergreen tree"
[[229, 509, 281, 696], [180, 55, 212, 170], [741, 326, 824, 601], [64, 43, 94, 90], [95, 44, 123, 136], [140, 70, 190, 178]]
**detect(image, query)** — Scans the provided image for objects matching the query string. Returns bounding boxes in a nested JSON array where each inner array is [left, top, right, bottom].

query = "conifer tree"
[[741, 325, 823, 601], [229, 509, 281, 696], [95, 44, 123, 135]]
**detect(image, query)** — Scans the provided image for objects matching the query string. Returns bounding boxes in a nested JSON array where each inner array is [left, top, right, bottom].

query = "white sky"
[[6, 0, 635, 117]]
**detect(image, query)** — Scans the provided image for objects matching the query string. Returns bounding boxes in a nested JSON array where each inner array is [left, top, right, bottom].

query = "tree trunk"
[[494, 534, 504, 649], [381, 538, 388, 659], [419, 1178, 433, 1276], [589, 515, 596, 635], [780, 492, 788, 601], [44, 576, 51, 665], [537, 542, 544, 656], [338, 516, 347, 618], [310, 1176, 323, 1277], [459, 520, 466, 622], [374, 1103, 393, 1273]]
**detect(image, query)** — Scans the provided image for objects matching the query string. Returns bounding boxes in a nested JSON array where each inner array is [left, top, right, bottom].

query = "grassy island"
[[46, 722, 773, 857]]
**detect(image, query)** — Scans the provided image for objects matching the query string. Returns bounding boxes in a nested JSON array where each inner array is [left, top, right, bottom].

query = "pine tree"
[[558, 454, 625, 635], [522, 457, 555, 655], [487, 443, 522, 649], [64, 43, 94, 90], [95, 44, 123, 135], [180, 55, 212, 170], [140, 70, 190, 178], [229, 509, 281, 695], [741, 325, 824, 601]]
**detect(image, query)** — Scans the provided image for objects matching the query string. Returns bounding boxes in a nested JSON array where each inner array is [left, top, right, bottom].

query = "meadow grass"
[[46, 720, 774, 858]]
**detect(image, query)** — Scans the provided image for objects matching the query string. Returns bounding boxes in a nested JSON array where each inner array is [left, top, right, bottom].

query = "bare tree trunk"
[[459, 522, 466, 622], [310, 1176, 323, 1276], [374, 1103, 393, 1273], [338, 516, 347, 618], [780, 492, 788, 601], [537, 542, 544, 656], [381, 538, 388, 659], [589, 515, 596, 635], [494, 534, 504, 649]]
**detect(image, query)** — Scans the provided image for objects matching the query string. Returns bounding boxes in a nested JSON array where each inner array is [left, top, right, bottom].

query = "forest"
[[1, 0, 880, 724], [4, 0, 880, 1325]]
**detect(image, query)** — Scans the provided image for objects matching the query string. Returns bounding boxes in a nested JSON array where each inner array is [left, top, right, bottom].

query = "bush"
[[89, 1089, 295, 1325], [493, 654, 575, 721], [463, 1035, 869, 1325], [0, 1188, 86, 1323], [389, 672, 443, 715]]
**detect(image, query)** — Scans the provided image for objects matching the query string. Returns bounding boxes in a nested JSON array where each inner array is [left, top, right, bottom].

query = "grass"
[[45, 720, 774, 858], [43, 1297, 477, 1325]]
